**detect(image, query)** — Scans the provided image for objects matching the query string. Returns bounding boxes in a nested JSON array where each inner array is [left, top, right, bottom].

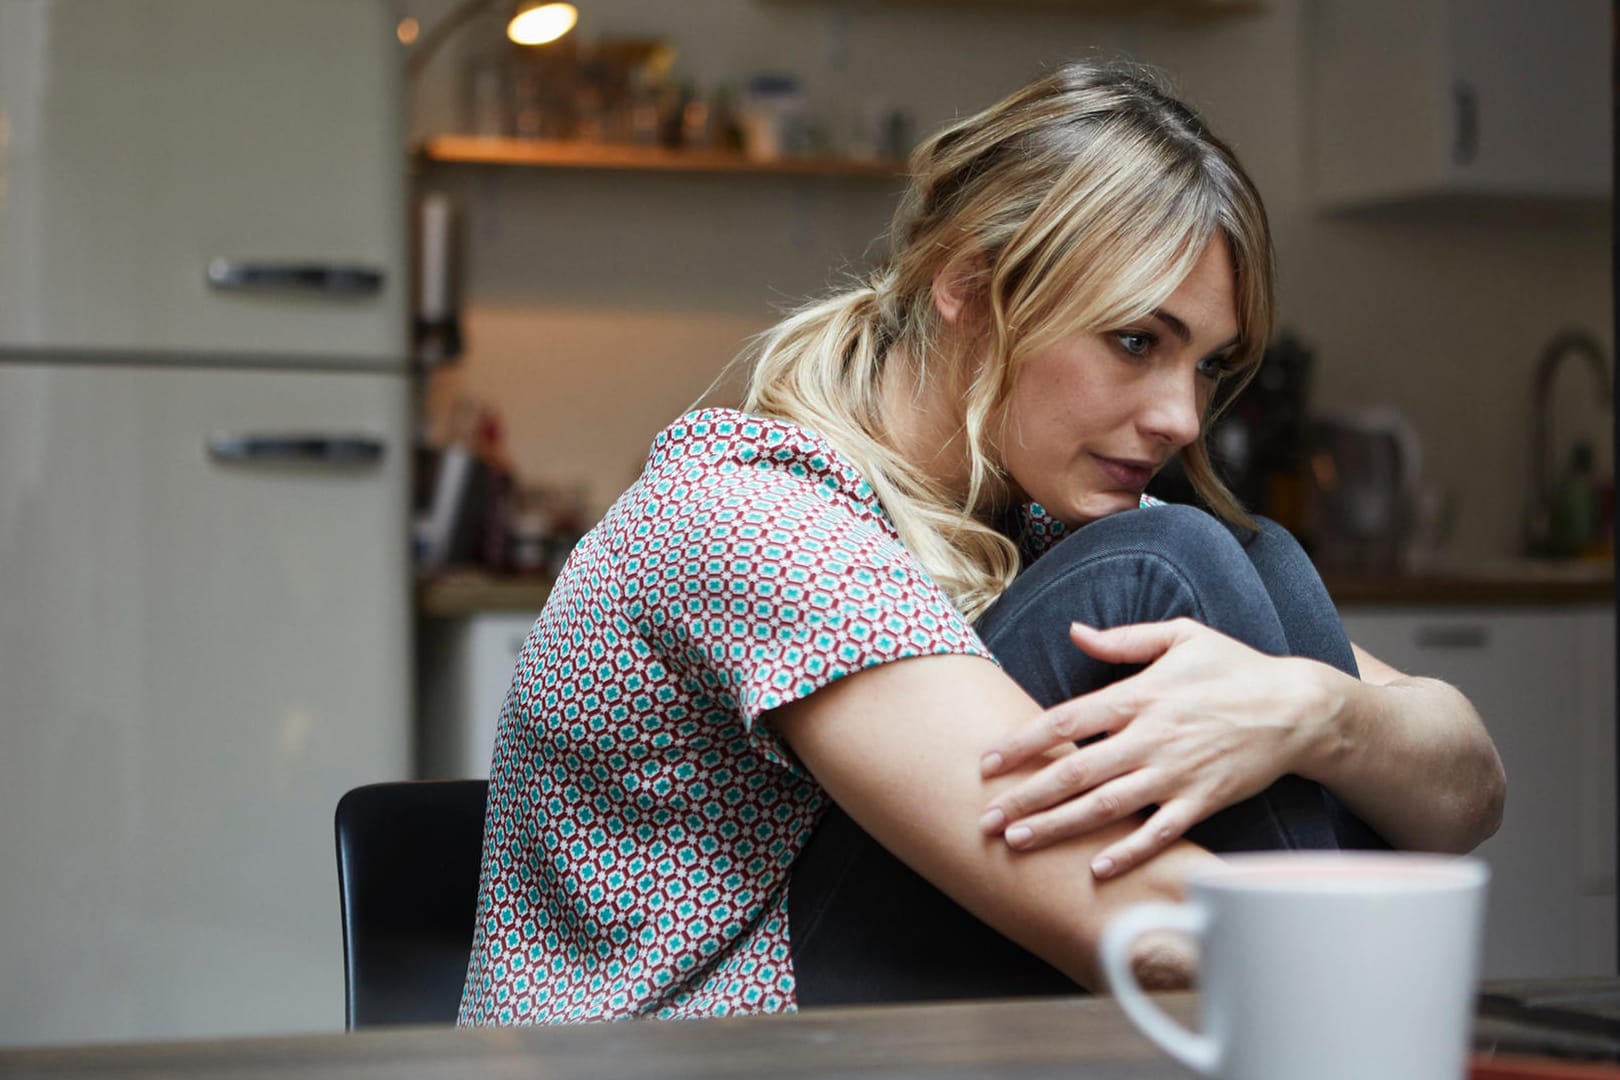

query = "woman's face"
[[992, 237, 1242, 527]]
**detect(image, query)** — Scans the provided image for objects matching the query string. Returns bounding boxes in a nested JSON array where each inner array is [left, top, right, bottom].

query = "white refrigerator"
[[0, 0, 413, 1046]]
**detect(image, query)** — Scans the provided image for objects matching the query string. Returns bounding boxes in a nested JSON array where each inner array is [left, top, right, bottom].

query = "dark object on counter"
[[414, 444, 493, 569], [1147, 332, 1314, 534], [1476, 980, 1620, 1064], [1303, 408, 1422, 577]]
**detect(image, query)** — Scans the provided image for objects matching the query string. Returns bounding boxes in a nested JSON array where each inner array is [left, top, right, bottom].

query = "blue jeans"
[[976, 505, 1386, 854], [788, 505, 1386, 1006]]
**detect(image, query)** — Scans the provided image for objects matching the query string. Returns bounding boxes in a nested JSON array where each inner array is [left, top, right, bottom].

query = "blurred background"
[[0, 0, 1613, 1052], [406, 0, 1613, 573]]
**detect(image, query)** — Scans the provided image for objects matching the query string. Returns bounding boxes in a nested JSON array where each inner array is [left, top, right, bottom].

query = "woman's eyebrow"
[[1151, 308, 1240, 352], [1149, 308, 1193, 344]]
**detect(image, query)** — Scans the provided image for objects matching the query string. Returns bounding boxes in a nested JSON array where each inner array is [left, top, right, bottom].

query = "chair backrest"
[[334, 779, 489, 1029]]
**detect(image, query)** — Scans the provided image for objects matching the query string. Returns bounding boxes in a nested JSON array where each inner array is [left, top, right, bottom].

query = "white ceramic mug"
[[1100, 852, 1489, 1080]]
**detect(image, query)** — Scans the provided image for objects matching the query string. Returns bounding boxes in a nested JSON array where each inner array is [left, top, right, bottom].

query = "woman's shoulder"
[[648, 407, 842, 465], [643, 408, 885, 518]]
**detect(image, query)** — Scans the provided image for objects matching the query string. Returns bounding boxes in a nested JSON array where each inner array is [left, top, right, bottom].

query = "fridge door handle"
[[206, 259, 385, 296], [207, 434, 386, 466]]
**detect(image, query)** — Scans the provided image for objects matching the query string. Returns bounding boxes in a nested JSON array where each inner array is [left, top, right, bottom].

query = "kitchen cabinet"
[[1304, 0, 1611, 211], [417, 610, 538, 779], [1340, 605, 1616, 979]]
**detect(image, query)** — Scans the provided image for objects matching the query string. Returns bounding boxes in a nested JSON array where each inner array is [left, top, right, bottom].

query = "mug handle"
[[1099, 901, 1220, 1076]]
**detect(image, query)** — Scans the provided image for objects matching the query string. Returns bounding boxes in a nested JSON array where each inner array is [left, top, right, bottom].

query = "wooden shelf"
[[758, 0, 1262, 16], [418, 135, 906, 178]]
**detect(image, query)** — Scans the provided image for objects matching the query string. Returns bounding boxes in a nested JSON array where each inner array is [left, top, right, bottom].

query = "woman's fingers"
[[981, 621, 1193, 779], [1087, 800, 1202, 879], [990, 770, 1165, 853], [980, 732, 1142, 833], [979, 690, 1130, 778], [1067, 619, 1187, 664]]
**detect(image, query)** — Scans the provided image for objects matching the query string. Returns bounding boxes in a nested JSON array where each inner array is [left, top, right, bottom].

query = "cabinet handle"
[[207, 434, 385, 467], [1452, 80, 1479, 166], [1414, 624, 1490, 650], [206, 259, 385, 296]]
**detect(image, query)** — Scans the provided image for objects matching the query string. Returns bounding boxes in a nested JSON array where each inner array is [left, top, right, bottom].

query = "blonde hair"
[[742, 60, 1275, 620]]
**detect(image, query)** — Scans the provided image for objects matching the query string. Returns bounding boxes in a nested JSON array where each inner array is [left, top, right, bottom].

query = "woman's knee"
[[978, 504, 1289, 701], [1237, 515, 1312, 567], [986, 505, 1269, 636], [1057, 504, 1255, 590], [1140, 503, 1248, 554], [1236, 514, 1358, 675]]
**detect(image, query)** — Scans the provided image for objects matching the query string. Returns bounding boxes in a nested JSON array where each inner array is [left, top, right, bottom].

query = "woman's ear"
[[930, 256, 982, 326]]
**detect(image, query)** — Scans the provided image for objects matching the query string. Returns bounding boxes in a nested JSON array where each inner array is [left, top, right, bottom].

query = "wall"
[[1145, 1, 1613, 562], [408, 0, 1612, 561]]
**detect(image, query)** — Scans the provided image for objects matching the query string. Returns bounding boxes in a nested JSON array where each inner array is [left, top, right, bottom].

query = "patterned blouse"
[[458, 408, 1150, 1025]]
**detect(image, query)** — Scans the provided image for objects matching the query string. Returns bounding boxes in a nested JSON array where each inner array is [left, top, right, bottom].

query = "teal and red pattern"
[[1015, 493, 1165, 564], [458, 409, 993, 1026]]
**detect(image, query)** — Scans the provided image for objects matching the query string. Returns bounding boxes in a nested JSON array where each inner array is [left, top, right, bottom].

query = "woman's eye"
[[1114, 331, 1155, 357], [1198, 353, 1235, 378]]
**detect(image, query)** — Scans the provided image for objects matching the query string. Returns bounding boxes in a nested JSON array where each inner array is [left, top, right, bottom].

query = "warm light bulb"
[[507, 2, 577, 46], [396, 16, 420, 44]]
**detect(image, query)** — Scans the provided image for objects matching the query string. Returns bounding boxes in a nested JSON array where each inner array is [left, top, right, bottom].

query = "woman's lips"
[[1091, 454, 1154, 491]]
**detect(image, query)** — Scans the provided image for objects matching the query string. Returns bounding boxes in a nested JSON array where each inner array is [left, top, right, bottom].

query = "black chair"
[[334, 779, 489, 1029]]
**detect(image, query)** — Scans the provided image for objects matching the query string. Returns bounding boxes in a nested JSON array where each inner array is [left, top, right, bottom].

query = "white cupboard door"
[[1342, 607, 1617, 979], [0, 363, 411, 1045], [0, 0, 406, 361], [1446, 0, 1611, 198], [419, 613, 538, 780], [1305, 0, 1611, 209]]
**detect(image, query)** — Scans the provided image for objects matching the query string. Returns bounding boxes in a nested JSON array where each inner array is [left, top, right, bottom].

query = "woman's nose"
[[1139, 371, 1203, 448]]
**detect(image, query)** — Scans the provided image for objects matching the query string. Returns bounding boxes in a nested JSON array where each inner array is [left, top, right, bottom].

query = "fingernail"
[[1092, 855, 1116, 878], [978, 807, 1006, 834], [980, 751, 1004, 776], [1006, 825, 1034, 848]]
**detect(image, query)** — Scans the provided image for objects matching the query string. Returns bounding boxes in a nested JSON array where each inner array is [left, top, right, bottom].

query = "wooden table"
[[0, 995, 1198, 1080], [6, 988, 1619, 1080]]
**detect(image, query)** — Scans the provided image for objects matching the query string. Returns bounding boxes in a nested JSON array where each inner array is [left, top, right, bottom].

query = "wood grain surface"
[[1, 994, 1188, 1080], [8, 982, 1620, 1079]]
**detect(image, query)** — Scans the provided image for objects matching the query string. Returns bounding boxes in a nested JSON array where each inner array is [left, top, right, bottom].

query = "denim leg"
[[976, 504, 1384, 852], [1230, 518, 1359, 678], [1220, 519, 1390, 850], [788, 506, 1386, 1008]]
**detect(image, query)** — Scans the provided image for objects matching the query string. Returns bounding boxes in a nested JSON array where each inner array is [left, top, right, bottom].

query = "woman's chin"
[[1046, 490, 1143, 528]]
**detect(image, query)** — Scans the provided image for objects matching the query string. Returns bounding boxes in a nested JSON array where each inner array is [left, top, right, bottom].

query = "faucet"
[[1527, 329, 1613, 555]]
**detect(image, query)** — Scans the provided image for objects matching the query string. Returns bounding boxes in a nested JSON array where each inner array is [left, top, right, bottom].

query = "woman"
[[459, 60, 1505, 1026]]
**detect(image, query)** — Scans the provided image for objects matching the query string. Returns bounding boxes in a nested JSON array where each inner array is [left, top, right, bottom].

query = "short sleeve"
[[628, 425, 992, 775]]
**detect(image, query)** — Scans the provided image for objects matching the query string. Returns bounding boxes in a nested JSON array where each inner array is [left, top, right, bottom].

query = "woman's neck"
[[877, 343, 976, 501]]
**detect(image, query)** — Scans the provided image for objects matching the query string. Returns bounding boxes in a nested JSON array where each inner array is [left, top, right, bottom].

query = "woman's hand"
[[978, 619, 1339, 878]]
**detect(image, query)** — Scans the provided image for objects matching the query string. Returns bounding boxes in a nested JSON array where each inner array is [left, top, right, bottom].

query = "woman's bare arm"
[[1292, 642, 1505, 854], [768, 652, 1222, 991], [974, 622, 1506, 873]]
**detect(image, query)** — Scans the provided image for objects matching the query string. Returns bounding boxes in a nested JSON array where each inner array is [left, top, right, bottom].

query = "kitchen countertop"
[[418, 560, 1615, 618], [418, 572, 555, 617], [1323, 558, 1614, 607]]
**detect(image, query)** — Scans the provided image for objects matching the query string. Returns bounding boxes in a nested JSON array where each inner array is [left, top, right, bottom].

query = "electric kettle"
[[1305, 408, 1423, 576]]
